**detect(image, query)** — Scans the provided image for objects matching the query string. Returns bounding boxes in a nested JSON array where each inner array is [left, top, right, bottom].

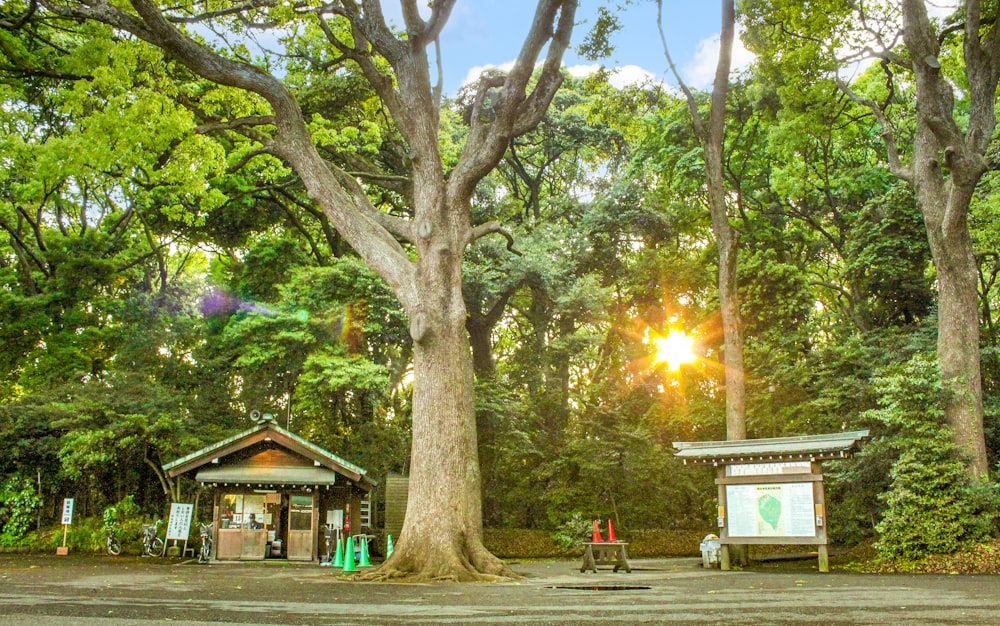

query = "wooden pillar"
[[812, 461, 828, 573]]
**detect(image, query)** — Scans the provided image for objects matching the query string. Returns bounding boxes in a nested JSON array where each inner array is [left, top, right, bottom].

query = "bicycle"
[[197, 522, 213, 563], [104, 522, 122, 556], [141, 519, 165, 557]]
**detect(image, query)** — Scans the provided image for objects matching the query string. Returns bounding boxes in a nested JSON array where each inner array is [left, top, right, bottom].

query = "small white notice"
[[61, 498, 74, 525], [166, 503, 194, 541]]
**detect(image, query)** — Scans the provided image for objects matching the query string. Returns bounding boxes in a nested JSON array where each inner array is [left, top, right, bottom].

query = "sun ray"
[[652, 330, 696, 371]]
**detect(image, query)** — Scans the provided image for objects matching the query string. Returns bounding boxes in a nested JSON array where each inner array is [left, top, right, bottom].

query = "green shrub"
[[867, 355, 997, 559], [550, 512, 592, 549], [0, 475, 42, 545], [483, 527, 703, 559], [486, 528, 575, 558]]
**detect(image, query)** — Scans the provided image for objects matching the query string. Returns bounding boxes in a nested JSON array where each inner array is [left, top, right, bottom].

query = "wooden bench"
[[580, 541, 631, 573]]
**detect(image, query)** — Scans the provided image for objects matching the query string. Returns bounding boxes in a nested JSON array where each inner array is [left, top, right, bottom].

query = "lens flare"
[[653, 331, 696, 371]]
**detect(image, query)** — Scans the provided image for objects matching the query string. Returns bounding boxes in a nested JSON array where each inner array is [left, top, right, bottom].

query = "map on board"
[[757, 492, 783, 531], [726, 483, 815, 538]]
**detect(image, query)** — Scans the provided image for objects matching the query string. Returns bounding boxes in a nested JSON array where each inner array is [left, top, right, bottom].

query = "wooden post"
[[720, 544, 731, 570], [813, 461, 828, 573], [56, 498, 72, 555]]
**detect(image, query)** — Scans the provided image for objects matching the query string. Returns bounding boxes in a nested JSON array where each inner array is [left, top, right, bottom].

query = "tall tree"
[[887, 0, 996, 476], [17, 0, 577, 579], [743, 0, 996, 476], [657, 0, 745, 439]]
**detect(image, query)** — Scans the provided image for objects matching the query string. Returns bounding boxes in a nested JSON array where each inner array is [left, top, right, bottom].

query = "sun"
[[652, 330, 696, 371]]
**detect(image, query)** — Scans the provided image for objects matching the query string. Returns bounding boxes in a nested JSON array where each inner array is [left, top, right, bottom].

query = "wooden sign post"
[[56, 498, 74, 555]]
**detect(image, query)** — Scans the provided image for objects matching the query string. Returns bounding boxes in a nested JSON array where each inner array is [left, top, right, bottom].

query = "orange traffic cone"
[[607, 519, 617, 542], [591, 519, 603, 542]]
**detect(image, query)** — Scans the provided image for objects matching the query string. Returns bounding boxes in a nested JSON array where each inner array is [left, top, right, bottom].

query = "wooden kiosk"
[[163, 413, 376, 562], [673, 431, 868, 572]]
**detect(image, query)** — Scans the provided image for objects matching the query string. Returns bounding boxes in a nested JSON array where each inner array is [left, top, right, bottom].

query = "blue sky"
[[426, 1, 749, 95]]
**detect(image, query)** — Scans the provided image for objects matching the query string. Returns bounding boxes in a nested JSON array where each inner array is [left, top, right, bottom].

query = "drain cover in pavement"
[[550, 585, 651, 591]]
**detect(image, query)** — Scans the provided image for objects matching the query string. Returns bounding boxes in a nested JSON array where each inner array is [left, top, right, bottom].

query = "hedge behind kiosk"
[[163, 414, 376, 562], [673, 430, 868, 572]]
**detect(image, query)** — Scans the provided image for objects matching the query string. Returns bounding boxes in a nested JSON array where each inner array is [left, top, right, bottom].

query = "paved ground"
[[0, 553, 998, 625]]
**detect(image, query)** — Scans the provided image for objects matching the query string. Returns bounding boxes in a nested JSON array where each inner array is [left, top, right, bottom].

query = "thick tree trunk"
[[900, 0, 993, 477], [918, 174, 989, 475], [933, 232, 988, 475], [380, 314, 510, 580], [373, 193, 511, 581], [716, 226, 746, 441]]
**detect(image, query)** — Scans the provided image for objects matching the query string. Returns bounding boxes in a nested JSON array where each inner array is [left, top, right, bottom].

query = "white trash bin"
[[700, 533, 721, 568]]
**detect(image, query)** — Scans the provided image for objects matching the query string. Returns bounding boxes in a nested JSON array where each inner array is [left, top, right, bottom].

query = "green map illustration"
[[757, 493, 782, 531]]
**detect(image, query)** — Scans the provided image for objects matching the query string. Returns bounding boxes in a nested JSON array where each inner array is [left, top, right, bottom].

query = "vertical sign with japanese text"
[[61, 498, 74, 525], [166, 503, 194, 541]]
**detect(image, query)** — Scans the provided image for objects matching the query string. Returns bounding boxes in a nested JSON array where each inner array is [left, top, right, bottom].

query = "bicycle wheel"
[[107, 537, 121, 556], [151, 537, 165, 556], [199, 541, 211, 563]]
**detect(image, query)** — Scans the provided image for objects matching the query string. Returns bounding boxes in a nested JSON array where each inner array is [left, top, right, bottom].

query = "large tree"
[[20, 0, 577, 579], [743, 0, 997, 476], [657, 0, 745, 439]]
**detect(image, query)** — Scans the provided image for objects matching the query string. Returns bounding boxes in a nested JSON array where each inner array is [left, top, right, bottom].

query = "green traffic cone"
[[358, 536, 371, 567], [332, 536, 343, 567], [341, 536, 356, 572], [386, 534, 394, 557]]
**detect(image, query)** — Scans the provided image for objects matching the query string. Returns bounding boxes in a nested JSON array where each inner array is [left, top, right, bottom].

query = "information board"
[[726, 482, 815, 538], [166, 502, 194, 541], [61, 498, 74, 525]]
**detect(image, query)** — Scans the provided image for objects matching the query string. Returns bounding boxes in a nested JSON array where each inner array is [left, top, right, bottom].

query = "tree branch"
[[835, 75, 912, 183], [657, 0, 704, 141], [450, 0, 576, 199], [470, 220, 522, 255], [328, 165, 415, 245]]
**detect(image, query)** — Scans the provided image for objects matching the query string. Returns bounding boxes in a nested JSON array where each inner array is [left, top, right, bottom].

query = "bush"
[[867, 355, 997, 559], [0, 475, 42, 545], [483, 527, 703, 559], [550, 512, 591, 550], [485, 528, 574, 558]]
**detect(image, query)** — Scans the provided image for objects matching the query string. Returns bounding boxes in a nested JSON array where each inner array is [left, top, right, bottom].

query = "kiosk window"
[[290, 495, 312, 531], [221, 494, 266, 528]]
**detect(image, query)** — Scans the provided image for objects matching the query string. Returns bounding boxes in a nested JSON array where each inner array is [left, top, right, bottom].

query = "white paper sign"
[[166, 502, 194, 541], [327, 509, 344, 529], [61, 498, 74, 525]]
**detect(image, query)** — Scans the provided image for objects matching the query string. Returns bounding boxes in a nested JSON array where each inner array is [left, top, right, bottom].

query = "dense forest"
[[2, 0, 999, 575]]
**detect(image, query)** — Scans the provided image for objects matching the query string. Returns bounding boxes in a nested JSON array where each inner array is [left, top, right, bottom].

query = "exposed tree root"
[[353, 566, 517, 584], [350, 539, 521, 583]]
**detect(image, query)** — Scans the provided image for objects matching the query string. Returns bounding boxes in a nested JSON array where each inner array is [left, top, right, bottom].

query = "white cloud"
[[925, 0, 960, 21], [608, 65, 657, 89], [567, 63, 655, 88], [461, 61, 517, 87], [682, 26, 755, 90], [464, 62, 656, 90]]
